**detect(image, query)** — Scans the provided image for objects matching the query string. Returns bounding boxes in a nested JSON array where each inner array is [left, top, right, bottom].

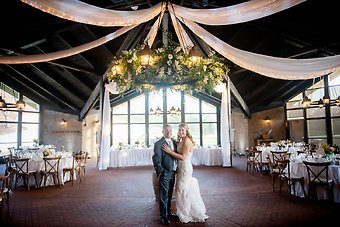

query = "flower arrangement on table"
[[43, 148, 52, 157], [322, 143, 335, 155], [107, 39, 229, 94]]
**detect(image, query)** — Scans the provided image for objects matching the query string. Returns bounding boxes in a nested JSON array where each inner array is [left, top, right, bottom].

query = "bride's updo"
[[177, 123, 195, 144]]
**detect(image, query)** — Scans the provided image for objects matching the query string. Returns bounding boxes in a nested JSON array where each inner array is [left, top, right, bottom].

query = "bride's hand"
[[162, 144, 172, 154]]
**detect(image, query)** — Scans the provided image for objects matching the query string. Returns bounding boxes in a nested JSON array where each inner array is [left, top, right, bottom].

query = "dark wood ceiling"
[[1, 0, 339, 118]]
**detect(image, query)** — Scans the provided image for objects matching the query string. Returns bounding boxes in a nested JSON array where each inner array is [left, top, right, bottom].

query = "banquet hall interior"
[[0, 0, 340, 226]]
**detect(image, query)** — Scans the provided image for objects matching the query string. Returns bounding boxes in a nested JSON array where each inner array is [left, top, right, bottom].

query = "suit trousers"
[[158, 170, 176, 219]]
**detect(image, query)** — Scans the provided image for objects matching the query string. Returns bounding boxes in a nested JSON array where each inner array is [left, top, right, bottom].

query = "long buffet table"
[[109, 147, 223, 168]]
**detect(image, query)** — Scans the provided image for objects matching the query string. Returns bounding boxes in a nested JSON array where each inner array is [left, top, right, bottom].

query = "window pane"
[[305, 87, 323, 101], [149, 114, 163, 123], [167, 89, 181, 112], [329, 70, 340, 86], [149, 90, 163, 112], [0, 111, 18, 122], [24, 96, 39, 112], [306, 107, 325, 118], [130, 124, 146, 145], [113, 102, 128, 114], [287, 109, 304, 120], [307, 119, 326, 138], [286, 100, 302, 109], [22, 123, 39, 145], [130, 95, 145, 114], [149, 124, 163, 146], [0, 122, 18, 151], [186, 123, 200, 145], [22, 112, 39, 123], [167, 113, 181, 123], [332, 118, 340, 138], [202, 123, 217, 146], [184, 95, 199, 113], [112, 124, 128, 147], [185, 114, 199, 122], [202, 113, 217, 122], [329, 85, 340, 99], [202, 102, 216, 113], [330, 106, 340, 117], [130, 114, 145, 123], [112, 115, 128, 123]]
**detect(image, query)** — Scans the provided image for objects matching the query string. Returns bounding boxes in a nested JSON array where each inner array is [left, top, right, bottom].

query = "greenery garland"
[[107, 41, 229, 94]]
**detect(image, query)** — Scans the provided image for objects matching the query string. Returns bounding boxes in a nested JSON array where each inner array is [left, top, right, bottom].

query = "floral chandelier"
[[107, 39, 229, 94]]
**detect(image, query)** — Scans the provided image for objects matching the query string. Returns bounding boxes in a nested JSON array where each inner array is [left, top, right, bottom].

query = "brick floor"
[[1, 155, 339, 226]]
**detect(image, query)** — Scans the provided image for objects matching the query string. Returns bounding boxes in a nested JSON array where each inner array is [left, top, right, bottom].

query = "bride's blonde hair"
[[177, 123, 195, 145]]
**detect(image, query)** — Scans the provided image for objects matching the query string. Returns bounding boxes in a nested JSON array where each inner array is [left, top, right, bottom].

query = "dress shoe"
[[168, 213, 178, 220], [160, 217, 171, 225]]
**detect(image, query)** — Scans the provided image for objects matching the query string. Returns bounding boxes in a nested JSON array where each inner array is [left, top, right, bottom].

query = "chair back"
[[303, 160, 331, 185], [14, 158, 30, 175], [276, 159, 290, 179], [43, 156, 62, 174], [74, 153, 86, 169], [270, 151, 290, 166]]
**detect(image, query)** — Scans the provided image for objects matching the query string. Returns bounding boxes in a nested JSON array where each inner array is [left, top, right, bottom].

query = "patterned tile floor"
[[1, 155, 339, 226]]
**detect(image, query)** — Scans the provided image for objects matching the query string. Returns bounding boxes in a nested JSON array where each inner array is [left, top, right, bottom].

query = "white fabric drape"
[[21, 0, 164, 27], [179, 18, 340, 80], [220, 80, 231, 167], [170, 0, 306, 25], [169, 12, 193, 53], [0, 25, 137, 64]]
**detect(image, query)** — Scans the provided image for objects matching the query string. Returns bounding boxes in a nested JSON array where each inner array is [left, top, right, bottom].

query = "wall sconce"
[[60, 119, 68, 126], [264, 117, 271, 125]]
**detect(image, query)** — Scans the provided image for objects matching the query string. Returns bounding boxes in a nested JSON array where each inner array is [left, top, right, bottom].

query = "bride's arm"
[[162, 138, 192, 160]]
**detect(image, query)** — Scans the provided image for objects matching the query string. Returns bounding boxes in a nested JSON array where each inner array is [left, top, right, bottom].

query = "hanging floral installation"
[[107, 39, 229, 94]]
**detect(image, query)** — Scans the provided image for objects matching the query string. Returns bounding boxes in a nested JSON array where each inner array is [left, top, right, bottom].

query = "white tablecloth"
[[289, 158, 340, 203], [16, 153, 74, 187], [109, 147, 223, 168]]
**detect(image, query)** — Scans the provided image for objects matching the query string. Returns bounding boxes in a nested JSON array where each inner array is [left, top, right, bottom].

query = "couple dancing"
[[152, 123, 208, 225]]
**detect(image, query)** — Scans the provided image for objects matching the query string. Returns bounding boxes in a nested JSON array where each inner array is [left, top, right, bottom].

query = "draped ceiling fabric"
[[4, 0, 340, 169]]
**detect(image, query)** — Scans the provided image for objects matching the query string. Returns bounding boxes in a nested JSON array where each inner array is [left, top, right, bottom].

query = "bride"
[[162, 123, 209, 223]]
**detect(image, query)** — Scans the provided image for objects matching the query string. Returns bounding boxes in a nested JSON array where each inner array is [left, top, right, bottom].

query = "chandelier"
[[149, 106, 181, 116], [107, 36, 229, 95], [301, 95, 340, 108], [0, 82, 26, 111]]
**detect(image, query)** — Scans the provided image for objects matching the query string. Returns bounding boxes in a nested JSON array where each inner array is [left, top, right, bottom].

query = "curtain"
[[221, 80, 232, 167], [0, 26, 137, 64], [170, 0, 306, 25], [21, 0, 165, 27]]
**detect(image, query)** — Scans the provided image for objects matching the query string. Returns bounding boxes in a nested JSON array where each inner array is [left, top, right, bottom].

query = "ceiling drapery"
[[0, 0, 338, 81], [21, 0, 165, 26]]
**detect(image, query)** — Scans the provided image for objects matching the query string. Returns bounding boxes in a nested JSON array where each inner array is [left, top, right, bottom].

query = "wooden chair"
[[0, 174, 9, 224], [40, 156, 62, 189], [276, 159, 306, 199], [303, 160, 335, 203], [62, 155, 76, 186], [266, 153, 291, 193], [14, 158, 38, 190], [245, 147, 262, 174], [74, 152, 87, 182]]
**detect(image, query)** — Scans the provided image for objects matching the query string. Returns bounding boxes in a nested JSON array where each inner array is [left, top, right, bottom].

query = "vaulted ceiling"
[[1, 0, 339, 119]]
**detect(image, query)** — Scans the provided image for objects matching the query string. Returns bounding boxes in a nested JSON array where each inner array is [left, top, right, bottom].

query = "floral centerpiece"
[[322, 143, 335, 157], [43, 148, 52, 157], [107, 37, 229, 94]]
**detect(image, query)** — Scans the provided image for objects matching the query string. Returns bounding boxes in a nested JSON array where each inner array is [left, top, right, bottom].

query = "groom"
[[152, 124, 178, 225]]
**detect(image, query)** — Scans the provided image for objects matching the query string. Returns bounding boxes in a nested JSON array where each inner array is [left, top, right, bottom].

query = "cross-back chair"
[[14, 158, 38, 190], [74, 152, 87, 182], [40, 156, 62, 189], [303, 160, 335, 203], [276, 159, 306, 199]]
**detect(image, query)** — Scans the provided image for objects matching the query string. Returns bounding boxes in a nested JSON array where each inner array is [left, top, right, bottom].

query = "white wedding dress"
[[175, 148, 209, 223]]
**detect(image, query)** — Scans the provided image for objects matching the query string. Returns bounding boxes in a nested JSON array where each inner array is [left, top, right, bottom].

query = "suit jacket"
[[152, 137, 177, 175]]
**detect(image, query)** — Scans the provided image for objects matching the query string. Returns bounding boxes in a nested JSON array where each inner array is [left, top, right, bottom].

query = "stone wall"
[[40, 109, 82, 153], [248, 106, 286, 146], [231, 110, 249, 155]]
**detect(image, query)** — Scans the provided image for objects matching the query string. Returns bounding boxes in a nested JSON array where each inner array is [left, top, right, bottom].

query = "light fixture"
[[302, 94, 339, 108], [0, 82, 26, 111], [139, 44, 153, 66], [60, 119, 68, 126], [149, 106, 181, 116], [189, 45, 203, 64], [264, 117, 271, 125]]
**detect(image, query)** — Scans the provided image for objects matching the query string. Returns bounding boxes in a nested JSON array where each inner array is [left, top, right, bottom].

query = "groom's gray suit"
[[152, 137, 177, 221]]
